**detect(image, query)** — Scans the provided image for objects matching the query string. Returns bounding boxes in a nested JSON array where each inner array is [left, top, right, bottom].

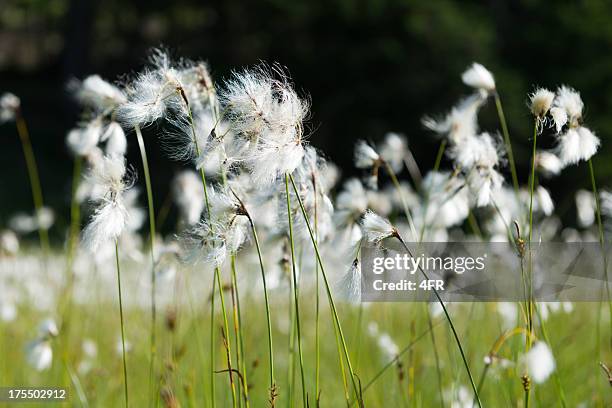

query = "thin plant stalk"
[[114, 241, 129, 408], [494, 92, 520, 193], [14, 112, 50, 254], [183, 98, 236, 407], [134, 124, 158, 405], [525, 119, 539, 408], [288, 174, 361, 402], [393, 235, 482, 407], [384, 161, 418, 240], [419, 139, 447, 242], [588, 159, 612, 338], [246, 216, 276, 391], [312, 174, 321, 405], [284, 173, 307, 406], [230, 254, 249, 407]]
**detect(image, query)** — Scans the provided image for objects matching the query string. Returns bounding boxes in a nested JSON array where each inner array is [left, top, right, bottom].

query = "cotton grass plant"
[[1, 51, 611, 407]]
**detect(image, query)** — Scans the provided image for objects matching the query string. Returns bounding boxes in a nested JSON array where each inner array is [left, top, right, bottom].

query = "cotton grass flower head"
[[379, 132, 408, 173], [361, 210, 398, 244], [553, 85, 583, 127], [423, 93, 485, 145], [529, 88, 555, 118], [0, 229, 19, 256], [26, 339, 53, 371], [535, 151, 563, 177], [354, 140, 381, 169], [461, 62, 496, 93], [0, 92, 20, 123], [220, 64, 309, 184], [575, 189, 595, 227], [66, 120, 104, 157], [555, 126, 600, 165], [101, 122, 127, 157], [117, 49, 196, 128], [172, 171, 205, 226], [523, 341, 556, 384], [82, 155, 134, 250], [73, 75, 126, 111], [337, 258, 361, 304]]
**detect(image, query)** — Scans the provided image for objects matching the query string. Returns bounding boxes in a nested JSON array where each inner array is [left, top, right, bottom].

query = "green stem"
[[230, 254, 249, 407], [588, 159, 612, 344], [284, 173, 307, 406], [15, 113, 49, 254], [288, 173, 361, 402], [134, 124, 158, 406], [395, 237, 482, 407], [246, 215, 275, 391], [114, 241, 129, 408], [494, 93, 520, 194], [384, 161, 417, 240]]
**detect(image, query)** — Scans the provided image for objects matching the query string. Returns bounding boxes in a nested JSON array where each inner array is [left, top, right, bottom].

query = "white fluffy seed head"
[[101, 122, 127, 157], [461, 63, 496, 92], [554, 85, 583, 126], [26, 339, 53, 371], [423, 93, 485, 145], [337, 259, 362, 304], [220, 65, 309, 183], [66, 120, 104, 157], [0, 92, 20, 123], [529, 88, 554, 117], [556, 126, 600, 165], [354, 140, 380, 169], [361, 210, 396, 244], [524, 341, 556, 384], [74, 75, 126, 111], [575, 189, 595, 227], [379, 132, 407, 173], [172, 171, 205, 226], [535, 151, 563, 177]]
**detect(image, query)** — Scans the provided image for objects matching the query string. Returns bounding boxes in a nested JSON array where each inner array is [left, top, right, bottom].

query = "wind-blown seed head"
[[0, 92, 20, 123], [361, 210, 397, 244], [26, 339, 53, 371], [220, 64, 309, 183], [337, 258, 361, 304], [82, 155, 133, 250], [535, 151, 563, 177], [423, 93, 485, 145], [354, 140, 380, 169], [73, 75, 127, 111], [523, 341, 556, 384], [335, 178, 368, 226], [66, 120, 104, 157], [553, 85, 583, 126], [100, 122, 127, 157], [172, 171, 205, 226], [575, 189, 595, 227], [530, 88, 554, 118], [461, 62, 496, 92], [549, 107, 567, 134], [379, 132, 408, 173], [555, 126, 600, 165]]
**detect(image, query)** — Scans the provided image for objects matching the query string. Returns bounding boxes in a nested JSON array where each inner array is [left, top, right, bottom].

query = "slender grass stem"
[[210, 271, 217, 407], [494, 93, 520, 194], [284, 173, 307, 406], [588, 159, 612, 341], [114, 241, 129, 408], [425, 305, 444, 408], [419, 140, 447, 242], [134, 124, 158, 406], [288, 173, 361, 402], [15, 113, 50, 254], [384, 161, 417, 240], [230, 254, 249, 407], [312, 174, 321, 405], [393, 236, 482, 407], [183, 99, 236, 407], [246, 215, 275, 392]]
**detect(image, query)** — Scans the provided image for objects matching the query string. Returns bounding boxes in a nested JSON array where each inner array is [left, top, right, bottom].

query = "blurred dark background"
[[1, 0, 611, 236]]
